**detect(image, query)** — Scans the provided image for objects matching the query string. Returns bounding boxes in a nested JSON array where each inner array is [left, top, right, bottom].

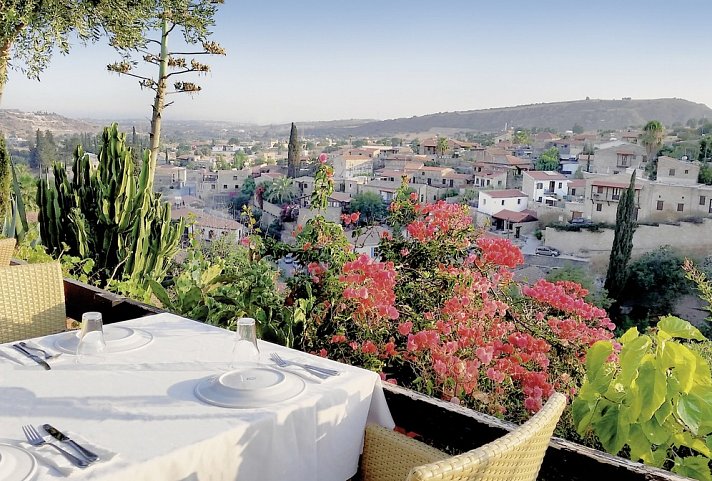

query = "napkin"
[[16, 430, 117, 477], [0, 345, 36, 367]]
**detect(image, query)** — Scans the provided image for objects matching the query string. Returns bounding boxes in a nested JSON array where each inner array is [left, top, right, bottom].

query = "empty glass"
[[231, 317, 260, 367], [76, 312, 106, 364]]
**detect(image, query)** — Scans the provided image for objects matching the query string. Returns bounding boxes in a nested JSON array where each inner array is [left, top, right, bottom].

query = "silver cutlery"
[[19, 342, 62, 360], [270, 352, 340, 378], [22, 425, 89, 468], [11, 344, 51, 370], [43, 424, 99, 463]]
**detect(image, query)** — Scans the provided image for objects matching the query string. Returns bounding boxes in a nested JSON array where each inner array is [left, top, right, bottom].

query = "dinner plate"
[[194, 366, 306, 408], [0, 444, 37, 481], [53, 326, 153, 354]]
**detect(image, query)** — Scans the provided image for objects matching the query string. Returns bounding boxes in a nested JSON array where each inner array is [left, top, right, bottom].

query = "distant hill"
[[0, 109, 99, 137], [315, 98, 712, 137]]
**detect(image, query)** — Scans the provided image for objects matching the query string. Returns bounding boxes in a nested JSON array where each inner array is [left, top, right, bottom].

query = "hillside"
[[317, 98, 712, 137], [0, 109, 99, 137]]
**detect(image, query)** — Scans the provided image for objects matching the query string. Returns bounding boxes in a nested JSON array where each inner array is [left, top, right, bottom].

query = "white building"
[[522, 171, 569, 205], [477, 189, 529, 216]]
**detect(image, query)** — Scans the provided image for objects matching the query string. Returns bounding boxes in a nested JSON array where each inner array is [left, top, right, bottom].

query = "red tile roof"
[[524, 171, 567, 181], [492, 209, 538, 222]]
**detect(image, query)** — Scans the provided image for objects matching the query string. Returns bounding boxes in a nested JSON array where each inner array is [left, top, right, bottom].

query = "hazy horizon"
[[3, 0, 712, 125]]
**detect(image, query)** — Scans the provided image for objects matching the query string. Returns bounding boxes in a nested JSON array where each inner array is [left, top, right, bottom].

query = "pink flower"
[[397, 321, 413, 336], [318, 153, 328, 163], [362, 340, 378, 355]]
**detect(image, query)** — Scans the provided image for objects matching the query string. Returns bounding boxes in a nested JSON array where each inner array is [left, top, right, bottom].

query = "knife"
[[11, 344, 51, 370], [43, 424, 99, 463]]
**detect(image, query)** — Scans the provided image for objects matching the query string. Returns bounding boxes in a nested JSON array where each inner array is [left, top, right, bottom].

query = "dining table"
[[0, 312, 395, 481]]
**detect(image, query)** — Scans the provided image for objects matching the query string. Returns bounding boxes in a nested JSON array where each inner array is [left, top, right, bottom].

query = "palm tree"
[[265, 178, 296, 205], [642, 120, 665, 163], [437, 136, 449, 158]]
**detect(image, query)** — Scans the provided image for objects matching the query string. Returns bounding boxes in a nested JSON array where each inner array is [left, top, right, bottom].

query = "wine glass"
[[76, 312, 107, 364], [231, 317, 259, 368]]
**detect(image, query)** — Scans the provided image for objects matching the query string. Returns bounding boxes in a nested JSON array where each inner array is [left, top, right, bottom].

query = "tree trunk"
[[0, 39, 13, 106], [148, 16, 169, 190]]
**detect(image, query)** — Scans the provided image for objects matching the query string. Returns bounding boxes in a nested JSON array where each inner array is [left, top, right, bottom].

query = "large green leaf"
[[672, 431, 712, 458], [663, 342, 699, 393], [627, 424, 652, 462], [585, 341, 614, 393], [572, 397, 598, 436], [641, 417, 672, 445], [659, 315, 706, 341], [678, 387, 712, 437], [637, 360, 668, 422], [639, 445, 669, 468], [672, 455, 712, 481], [594, 402, 629, 455], [619, 327, 639, 344], [619, 335, 651, 386]]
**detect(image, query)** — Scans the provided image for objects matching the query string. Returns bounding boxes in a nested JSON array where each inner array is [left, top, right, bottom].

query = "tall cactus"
[[37, 123, 183, 293]]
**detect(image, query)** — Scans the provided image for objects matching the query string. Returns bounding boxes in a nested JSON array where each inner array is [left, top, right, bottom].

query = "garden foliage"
[[573, 316, 712, 481]]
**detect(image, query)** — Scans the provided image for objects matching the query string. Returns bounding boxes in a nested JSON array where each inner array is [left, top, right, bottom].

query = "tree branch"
[[164, 69, 198, 78], [113, 71, 152, 82]]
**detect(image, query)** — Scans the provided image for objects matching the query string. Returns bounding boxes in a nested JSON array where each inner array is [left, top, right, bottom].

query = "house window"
[[482, 198, 486, 205], [235, 184, 239, 189], [657, 200, 664, 210], [486, 180, 491, 186], [677, 203, 684, 212], [517, 198, 522, 204], [536, 182, 543, 189], [497, 180, 502, 187], [571, 188, 577, 196], [211, 184, 216, 190], [558, 182, 562, 188], [501, 200, 505, 206], [442, 179, 446, 185], [596, 203, 602, 212], [685, 170, 689, 174], [669, 169, 676, 176], [233, 175, 238, 180], [701, 196, 706, 206], [597, 186, 604, 193], [223, 184, 228, 189]]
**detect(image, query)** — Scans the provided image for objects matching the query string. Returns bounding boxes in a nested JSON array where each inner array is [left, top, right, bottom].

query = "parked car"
[[535, 246, 560, 257], [569, 217, 593, 225]]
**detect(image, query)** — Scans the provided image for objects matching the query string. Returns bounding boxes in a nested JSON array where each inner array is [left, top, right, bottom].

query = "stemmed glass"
[[231, 317, 260, 368], [76, 312, 106, 364]]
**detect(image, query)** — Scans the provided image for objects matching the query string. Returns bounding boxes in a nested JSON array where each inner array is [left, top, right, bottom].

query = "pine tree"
[[287, 122, 299, 178], [604, 171, 637, 300]]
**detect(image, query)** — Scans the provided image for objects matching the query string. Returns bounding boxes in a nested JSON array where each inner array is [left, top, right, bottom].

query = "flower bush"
[[287, 179, 616, 422]]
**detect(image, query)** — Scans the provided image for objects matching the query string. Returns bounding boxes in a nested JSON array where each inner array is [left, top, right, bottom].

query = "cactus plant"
[[37, 123, 184, 293]]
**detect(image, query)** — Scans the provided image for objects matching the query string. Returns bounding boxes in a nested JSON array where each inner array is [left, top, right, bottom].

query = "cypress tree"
[[0, 135, 10, 221], [287, 122, 299, 178], [604, 170, 637, 300]]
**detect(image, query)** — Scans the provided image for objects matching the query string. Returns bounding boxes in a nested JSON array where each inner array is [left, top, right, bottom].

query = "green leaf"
[[678, 386, 712, 437], [572, 397, 598, 436], [627, 424, 652, 461], [663, 342, 698, 393], [672, 455, 712, 481], [637, 360, 668, 422], [619, 335, 650, 386], [641, 417, 672, 445], [659, 315, 706, 341], [594, 402, 629, 455], [639, 445, 669, 468], [619, 327, 639, 344], [148, 279, 172, 308], [585, 341, 614, 393]]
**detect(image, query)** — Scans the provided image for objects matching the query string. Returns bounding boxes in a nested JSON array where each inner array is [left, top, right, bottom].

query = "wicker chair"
[[0, 262, 67, 343], [0, 237, 15, 266], [360, 392, 567, 481]]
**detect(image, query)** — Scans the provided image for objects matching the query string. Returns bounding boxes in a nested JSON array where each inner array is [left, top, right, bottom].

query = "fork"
[[19, 342, 62, 360], [22, 425, 89, 468], [270, 353, 340, 378]]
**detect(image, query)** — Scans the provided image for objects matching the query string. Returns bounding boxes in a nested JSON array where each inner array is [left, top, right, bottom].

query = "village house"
[[587, 142, 647, 174], [473, 169, 509, 189], [476, 189, 537, 237], [171, 207, 247, 243], [154, 164, 187, 191], [522, 171, 569, 204]]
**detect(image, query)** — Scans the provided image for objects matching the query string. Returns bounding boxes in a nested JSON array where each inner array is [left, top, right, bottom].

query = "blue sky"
[[3, 0, 712, 124]]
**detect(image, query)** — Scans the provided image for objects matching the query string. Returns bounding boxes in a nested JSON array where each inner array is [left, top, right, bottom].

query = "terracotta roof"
[[443, 172, 471, 179], [524, 171, 567, 181], [492, 209, 538, 223], [482, 189, 527, 198], [568, 179, 586, 188]]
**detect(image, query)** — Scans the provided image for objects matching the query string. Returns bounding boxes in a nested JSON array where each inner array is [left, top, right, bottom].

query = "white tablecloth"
[[0, 313, 394, 480]]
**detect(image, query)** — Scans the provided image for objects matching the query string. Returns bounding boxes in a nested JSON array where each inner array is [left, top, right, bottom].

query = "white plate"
[[54, 326, 153, 354], [0, 444, 37, 481], [194, 366, 306, 408]]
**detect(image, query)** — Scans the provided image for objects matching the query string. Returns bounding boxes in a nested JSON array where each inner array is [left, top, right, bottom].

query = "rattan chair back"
[[0, 237, 15, 266], [361, 392, 566, 481], [0, 262, 66, 343]]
